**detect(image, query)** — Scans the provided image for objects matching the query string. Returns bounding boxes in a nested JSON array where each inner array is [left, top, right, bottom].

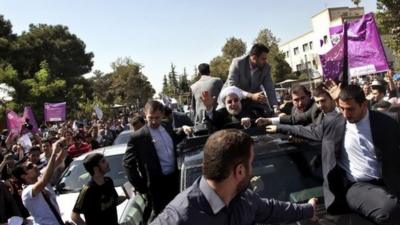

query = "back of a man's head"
[[198, 63, 210, 76], [202, 129, 253, 182], [339, 85, 366, 105], [83, 153, 104, 176]]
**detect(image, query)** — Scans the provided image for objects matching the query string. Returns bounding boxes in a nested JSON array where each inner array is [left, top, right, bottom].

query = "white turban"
[[218, 86, 244, 106]]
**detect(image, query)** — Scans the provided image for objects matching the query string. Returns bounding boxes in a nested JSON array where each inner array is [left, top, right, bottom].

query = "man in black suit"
[[123, 100, 185, 220], [201, 86, 260, 130], [256, 85, 321, 126], [266, 85, 400, 225]]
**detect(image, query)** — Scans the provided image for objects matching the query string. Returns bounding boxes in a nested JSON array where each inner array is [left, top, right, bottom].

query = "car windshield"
[[113, 131, 132, 145], [58, 154, 127, 193], [184, 136, 323, 203]]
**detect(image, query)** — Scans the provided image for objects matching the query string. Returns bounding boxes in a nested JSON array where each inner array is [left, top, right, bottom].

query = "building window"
[[296, 64, 302, 71], [294, 47, 299, 55], [309, 41, 313, 50], [286, 51, 289, 57], [303, 43, 309, 52], [323, 35, 328, 44]]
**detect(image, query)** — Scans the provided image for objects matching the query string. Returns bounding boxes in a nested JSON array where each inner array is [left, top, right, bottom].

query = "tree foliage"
[[210, 37, 246, 81], [107, 57, 155, 107], [162, 64, 190, 98], [376, 0, 400, 67], [253, 29, 292, 82], [0, 15, 94, 120]]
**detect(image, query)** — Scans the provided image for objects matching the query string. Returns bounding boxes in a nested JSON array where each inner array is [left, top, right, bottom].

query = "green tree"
[[210, 38, 247, 81], [254, 28, 292, 82], [108, 57, 155, 107], [351, 0, 361, 7], [377, 0, 400, 68], [168, 63, 179, 96], [222, 37, 247, 60], [0, 15, 94, 119], [178, 68, 190, 94]]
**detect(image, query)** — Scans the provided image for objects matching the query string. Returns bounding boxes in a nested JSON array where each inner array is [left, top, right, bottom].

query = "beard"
[[227, 105, 242, 116], [236, 173, 251, 194]]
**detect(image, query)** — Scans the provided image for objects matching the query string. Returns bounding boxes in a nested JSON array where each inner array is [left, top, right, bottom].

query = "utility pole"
[[304, 54, 312, 90]]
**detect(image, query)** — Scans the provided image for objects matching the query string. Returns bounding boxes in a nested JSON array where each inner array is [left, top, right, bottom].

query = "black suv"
[[177, 128, 373, 225]]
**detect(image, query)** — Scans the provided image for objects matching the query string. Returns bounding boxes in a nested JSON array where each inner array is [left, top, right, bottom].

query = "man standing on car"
[[151, 129, 317, 225], [266, 85, 400, 225], [224, 43, 278, 115], [71, 153, 126, 225], [123, 100, 185, 221]]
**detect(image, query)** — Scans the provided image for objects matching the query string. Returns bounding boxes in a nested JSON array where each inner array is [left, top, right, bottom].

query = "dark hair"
[[313, 85, 332, 100], [249, 43, 270, 57], [144, 100, 164, 114], [371, 84, 386, 95], [29, 146, 41, 154], [83, 153, 104, 176], [291, 85, 311, 96], [12, 165, 26, 183], [203, 129, 254, 182], [373, 100, 391, 110], [339, 85, 366, 105], [198, 63, 210, 75], [131, 115, 145, 126]]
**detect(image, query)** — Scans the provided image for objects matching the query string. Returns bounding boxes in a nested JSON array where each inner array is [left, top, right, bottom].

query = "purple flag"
[[44, 102, 66, 122], [6, 110, 25, 135], [23, 106, 39, 133], [320, 13, 389, 80], [319, 35, 346, 81]]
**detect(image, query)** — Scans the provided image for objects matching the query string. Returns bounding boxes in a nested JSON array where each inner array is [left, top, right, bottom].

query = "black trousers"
[[346, 180, 400, 225], [147, 170, 180, 222]]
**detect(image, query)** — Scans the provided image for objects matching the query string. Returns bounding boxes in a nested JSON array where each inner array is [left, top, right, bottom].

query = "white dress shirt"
[[338, 110, 381, 182]]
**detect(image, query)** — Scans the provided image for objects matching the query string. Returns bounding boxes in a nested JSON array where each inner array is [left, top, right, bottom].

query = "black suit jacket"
[[277, 111, 400, 212], [122, 123, 184, 193], [279, 99, 322, 126]]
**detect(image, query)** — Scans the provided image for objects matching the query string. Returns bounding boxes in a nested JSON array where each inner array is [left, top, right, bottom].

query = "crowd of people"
[[1, 42, 400, 225]]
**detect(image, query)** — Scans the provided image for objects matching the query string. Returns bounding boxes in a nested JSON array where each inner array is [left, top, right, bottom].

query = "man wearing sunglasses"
[[13, 139, 67, 225]]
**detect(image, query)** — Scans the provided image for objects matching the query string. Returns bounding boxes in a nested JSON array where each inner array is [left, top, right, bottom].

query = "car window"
[[183, 146, 323, 203], [113, 132, 132, 145], [59, 154, 127, 192]]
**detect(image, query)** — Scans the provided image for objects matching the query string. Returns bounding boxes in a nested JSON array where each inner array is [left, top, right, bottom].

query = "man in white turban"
[[201, 86, 253, 130]]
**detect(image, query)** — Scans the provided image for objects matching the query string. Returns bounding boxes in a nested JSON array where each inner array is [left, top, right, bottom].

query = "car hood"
[[57, 186, 128, 222]]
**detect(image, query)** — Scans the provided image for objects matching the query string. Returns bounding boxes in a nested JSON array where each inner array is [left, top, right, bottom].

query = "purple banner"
[[6, 110, 25, 135], [44, 102, 66, 122], [23, 106, 38, 133], [320, 13, 389, 80], [319, 35, 346, 81]]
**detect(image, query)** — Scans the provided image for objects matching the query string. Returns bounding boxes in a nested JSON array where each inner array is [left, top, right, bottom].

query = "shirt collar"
[[346, 109, 370, 128], [199, 177, 226, 214]]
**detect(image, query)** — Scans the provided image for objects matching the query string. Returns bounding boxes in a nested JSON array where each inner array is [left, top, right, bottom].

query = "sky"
[[1, 0, 377, 93]]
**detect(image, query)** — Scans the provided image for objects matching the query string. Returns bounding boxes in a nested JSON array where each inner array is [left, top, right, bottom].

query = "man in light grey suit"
[[225, 43, 278, 116], [190, 63, 223, 125]]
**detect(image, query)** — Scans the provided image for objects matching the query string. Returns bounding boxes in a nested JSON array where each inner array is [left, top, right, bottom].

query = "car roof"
[[118, 130, 133, 135], [74, 144, 127, 160], [179, 128, 299, 168]]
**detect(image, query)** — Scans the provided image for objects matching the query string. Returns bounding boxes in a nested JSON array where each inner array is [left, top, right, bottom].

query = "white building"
[[279, 7, 365, 77]]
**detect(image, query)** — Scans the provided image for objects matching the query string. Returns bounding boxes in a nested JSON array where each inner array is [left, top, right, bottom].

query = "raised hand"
[[200, 91, 215, 111]]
